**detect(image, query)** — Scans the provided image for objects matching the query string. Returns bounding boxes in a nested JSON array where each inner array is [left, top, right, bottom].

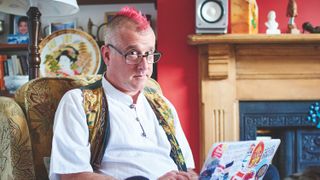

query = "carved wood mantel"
[[188, 34, 320, 162]]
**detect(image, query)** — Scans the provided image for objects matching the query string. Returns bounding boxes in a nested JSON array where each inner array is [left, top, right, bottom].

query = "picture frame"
[[104, 12, 117, 24], [95, 12, 117, 42], [8, 15, 29, 44], [10, 15, 29, 35], [49, 20, 77, 34]]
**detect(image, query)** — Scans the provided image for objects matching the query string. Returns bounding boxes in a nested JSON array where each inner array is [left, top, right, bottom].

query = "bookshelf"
[[0, 44, 28, 96], [0, 44, 28, 55]]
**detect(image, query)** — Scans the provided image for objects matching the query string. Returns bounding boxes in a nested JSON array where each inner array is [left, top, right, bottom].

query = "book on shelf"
[[2, 55, 28, 76], [0, 55, 6, 90], [19, 55, 29, 75], [0, 54, 29, 93]]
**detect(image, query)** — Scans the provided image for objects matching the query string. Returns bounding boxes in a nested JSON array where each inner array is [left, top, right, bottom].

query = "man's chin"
[[128, 78, 144, 87]]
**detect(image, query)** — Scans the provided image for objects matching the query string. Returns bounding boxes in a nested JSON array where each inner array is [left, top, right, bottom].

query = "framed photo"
[[104, 12, 116, 24], [50, 20, 76, 34], [8, 15, 29, 44], [95, 12, 116, 42], [10, 15, 29, 35]]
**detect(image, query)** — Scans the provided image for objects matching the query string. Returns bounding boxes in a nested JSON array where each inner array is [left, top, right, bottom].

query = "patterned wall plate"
[[39, 29, 101, 77]]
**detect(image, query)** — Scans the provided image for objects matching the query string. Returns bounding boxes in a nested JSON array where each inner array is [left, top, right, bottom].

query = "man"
[[49, 7, 196, 180]]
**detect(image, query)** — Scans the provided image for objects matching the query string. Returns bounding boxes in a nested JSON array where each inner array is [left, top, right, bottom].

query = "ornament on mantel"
[[265, 10, 281, 34], [286, 0, 300, 34], [307, 102, 320, 128], [302, 22, 320, 33]]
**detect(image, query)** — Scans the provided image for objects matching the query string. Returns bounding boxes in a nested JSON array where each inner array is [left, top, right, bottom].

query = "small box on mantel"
[[231, 0, 258, 34]]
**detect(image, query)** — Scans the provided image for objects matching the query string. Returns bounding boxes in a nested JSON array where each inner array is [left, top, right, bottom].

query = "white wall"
[[42, 3, 157, 39], [0, 3, 157, 43]]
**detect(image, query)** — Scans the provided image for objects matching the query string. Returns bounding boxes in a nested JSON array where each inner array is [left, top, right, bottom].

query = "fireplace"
[[188, 34, 320, 175], [240, 101, 320, 178]]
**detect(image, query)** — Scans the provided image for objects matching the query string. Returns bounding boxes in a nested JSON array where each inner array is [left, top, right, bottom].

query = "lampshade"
[[0, 0, 79, 16]]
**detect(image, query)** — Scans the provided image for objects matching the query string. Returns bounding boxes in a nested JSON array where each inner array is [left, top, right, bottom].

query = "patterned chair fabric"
[[14, 75, 102, 180], [0, 96, 35, 180], [1, 75, 161, 180]]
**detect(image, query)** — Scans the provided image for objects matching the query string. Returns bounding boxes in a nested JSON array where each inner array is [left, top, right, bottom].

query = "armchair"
[[0, 75, 162, 180], [0, 96, 34, 180]]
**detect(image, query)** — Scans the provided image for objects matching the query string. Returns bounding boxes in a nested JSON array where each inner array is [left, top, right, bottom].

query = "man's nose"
[[137, 56, 149, 68]]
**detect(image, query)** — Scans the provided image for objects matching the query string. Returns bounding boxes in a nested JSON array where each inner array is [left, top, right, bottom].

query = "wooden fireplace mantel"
[[188, 34, 320, 162], [188, 34, 320, 45]]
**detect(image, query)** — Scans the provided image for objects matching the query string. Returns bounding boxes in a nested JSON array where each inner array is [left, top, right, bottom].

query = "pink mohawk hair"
[[116, 6, 150, 30]]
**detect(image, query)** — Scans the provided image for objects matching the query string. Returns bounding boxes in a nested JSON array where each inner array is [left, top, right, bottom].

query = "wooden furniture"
[[188, 34, 320, 163], [0, 44, 28, 54], [27, 7, 41, 80]]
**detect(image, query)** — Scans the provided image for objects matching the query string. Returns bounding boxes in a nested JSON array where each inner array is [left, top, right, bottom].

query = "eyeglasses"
[[106, 44, 161, 65]]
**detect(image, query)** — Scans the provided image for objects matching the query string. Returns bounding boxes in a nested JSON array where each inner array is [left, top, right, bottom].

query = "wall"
[[0, 4, 156, 42], [157, 0, 320, 172], [257, 0, 320, 33], [42, 3, 157, 38], [156, 0, 200, 171]]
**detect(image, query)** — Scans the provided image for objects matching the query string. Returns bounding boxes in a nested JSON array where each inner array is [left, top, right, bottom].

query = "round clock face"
[[39, 29, 101, 77]]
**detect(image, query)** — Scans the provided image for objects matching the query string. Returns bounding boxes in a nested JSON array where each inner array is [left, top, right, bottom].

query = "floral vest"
[[80, 79, 187, 172]]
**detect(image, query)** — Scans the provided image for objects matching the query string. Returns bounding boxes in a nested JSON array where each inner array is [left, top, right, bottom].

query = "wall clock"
[[39, 29, 101, 77]]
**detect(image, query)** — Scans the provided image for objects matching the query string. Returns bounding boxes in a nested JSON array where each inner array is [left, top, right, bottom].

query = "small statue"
[[286, 0, 300, 34], [265, 11, 281, 34], [302, 22, 320, 33]]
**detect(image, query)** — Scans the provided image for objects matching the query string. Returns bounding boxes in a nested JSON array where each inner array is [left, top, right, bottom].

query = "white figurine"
[[265, 10, 281, 34]]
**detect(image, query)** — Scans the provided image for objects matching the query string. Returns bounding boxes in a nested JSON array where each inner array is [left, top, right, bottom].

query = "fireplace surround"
[[240, 101, 319, 177], [188, 34, 320, 175]]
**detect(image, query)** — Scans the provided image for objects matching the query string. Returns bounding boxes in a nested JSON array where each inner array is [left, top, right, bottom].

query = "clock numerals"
[[48, 40, 57, 51], [63, 35, 72, 44]]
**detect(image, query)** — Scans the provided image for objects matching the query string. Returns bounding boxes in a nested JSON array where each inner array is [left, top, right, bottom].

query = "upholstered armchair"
[[0, 75, 162, 180], [0, 96, 34, 180]]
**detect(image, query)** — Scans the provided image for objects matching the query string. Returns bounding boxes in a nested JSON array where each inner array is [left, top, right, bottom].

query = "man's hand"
[[158, 169, 198, 180]]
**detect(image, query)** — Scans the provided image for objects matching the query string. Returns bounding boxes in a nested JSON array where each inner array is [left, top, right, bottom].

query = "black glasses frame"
[[106, 44, 161, 64]]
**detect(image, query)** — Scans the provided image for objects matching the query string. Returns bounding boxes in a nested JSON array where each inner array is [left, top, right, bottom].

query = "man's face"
[[18, 21, 28, 35], [102, 22, 156, 96]]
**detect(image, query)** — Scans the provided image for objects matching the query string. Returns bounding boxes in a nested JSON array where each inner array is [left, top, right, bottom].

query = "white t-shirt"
[[49, 77, 195, 180]]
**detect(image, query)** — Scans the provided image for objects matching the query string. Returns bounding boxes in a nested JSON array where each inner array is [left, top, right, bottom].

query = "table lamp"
[[0, 0, 79, 80]]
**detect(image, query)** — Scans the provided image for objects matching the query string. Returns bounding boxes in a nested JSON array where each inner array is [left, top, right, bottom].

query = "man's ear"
[[101, 45, 110, 65]]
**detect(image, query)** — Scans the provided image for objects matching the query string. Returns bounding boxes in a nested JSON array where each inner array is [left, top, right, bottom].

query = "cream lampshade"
[[0, 0, 79, 16]]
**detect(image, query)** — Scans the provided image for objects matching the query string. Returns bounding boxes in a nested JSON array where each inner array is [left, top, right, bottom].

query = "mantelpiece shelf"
[[188, 34, 320, 45]]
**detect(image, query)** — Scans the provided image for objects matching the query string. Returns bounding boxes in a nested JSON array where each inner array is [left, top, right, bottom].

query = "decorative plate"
[[39, 29, 101, 77]]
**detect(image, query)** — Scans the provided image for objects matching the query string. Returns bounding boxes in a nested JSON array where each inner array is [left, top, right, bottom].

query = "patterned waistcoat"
[[80, 79, 187, 172]]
